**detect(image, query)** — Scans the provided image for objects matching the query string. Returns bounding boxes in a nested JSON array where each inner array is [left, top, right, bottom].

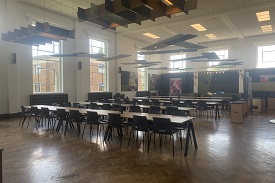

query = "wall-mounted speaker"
[[11, 53, 16, 64], [78, 61, 82, 70]]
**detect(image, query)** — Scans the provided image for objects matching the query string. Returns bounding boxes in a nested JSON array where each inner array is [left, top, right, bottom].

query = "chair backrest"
[[114, 99, 121, 104], [172, 100, 180, 106], [122, 97, 130, 104], [197, 101, 207, 109], [30, 107, 40, 115], [152, 117, 172, 133], [166, 107, 178, 115], [148, 106, 161, 114], [73, 103, 80, 108], [108, 113, 122, 127], [183, 100, 194, 107], [132, 115, 149, 131], [162, 102, 173, 106], [103, 104, 112, 110], [103, 98, 111, 103], [142, 99, 151, 105], [64, 102, 71, 107], [152, 100, 160, 106], [21, 106, 27, 114], [111, 104, 122, 111], [171, 110, 188, 116], [41, 107, 50, 117], [129, 105, 142, 113], [90, 103, 101, 109], [57, 109, 67, 120], [69, 110, 81, 121], [86, 111, 99, 124]]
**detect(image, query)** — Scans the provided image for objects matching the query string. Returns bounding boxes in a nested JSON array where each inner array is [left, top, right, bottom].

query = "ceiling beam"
[[117, 1, 275, 35], [218, 15, 244, 39]]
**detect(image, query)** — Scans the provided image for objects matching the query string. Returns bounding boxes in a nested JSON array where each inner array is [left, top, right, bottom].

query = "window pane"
[[32, 41, 62, 93], [90, 39, 108, 91], [169, 54, 186, 72], [208, 49, 228, 70], [137, 54, 148, 91], [258, 45, 275, 68]]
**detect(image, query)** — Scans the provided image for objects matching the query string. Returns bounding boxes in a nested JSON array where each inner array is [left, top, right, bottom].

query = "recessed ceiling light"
[[143, 33, 160, 39], [190, 24, 207, 31], [162, 0, 173, 5], [261, 25, 272, 32], [205, 34, 217, 39], [256, 11, 270, 22]]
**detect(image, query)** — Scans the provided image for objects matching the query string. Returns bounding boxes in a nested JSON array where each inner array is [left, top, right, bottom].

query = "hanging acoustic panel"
[[77, 0, 198, 29], [96, 54, 131, 61], [137, 48, 197, 55], [141, 33, 197, 50], [1, 22, 75, 45]]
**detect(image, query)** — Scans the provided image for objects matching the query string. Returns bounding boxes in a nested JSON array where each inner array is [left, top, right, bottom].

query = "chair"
[[196, 101, 211, 119], [162, 102, 173, 106], [102, 104, 112, 110], [129, 105, 142, 113], [40, 107, 56, 130], [114, 98, 121, 104], [142, 99, 151, 105], [152, 100, 160, 106], [111, 104, 122, 111], [182, 100, 194, 107], [19, 106, 31, 127], [113, 93, 121, 99], [53, 109, 69, 133], [103, 113, 128, 146], [166, 107, 178, 115], [63, 102, 72, 107], [68, 110, 86, 138], [122, 97, 130, 104], [172, 100, 180, 106], [26, 107, 41, 129], [127, 115, 150, 152], [148, 106, 161, 114], [150, 117, 182, 157], [90, 102, 101, 109], [82, 111, 107, 139], [103, 98, 112, 103]]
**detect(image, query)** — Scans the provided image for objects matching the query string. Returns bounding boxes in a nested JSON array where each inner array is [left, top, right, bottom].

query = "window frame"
[[89, 38, 109, 92], [169, 54, 186, 72], [137, 54, 148, 91], [257, 44, 275, 68], [208, 49, 229, 71], [32, 41, 63, 93]]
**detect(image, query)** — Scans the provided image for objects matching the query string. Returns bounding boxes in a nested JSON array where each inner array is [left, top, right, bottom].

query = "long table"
[[77, 102, 196, 114], [25, 105, 197, 156]]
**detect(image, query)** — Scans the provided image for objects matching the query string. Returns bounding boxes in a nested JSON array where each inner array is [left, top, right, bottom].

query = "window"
[[98, 82, 105, 91], [32, 41, 62, 93], [34, 64, 41, 74], [208, 49, 228, 68], [137, 54, 148, 91], [258, 44, 275, 68], [90, 39, 108, 91], [170, 54, 186, 72], [34, 83, 41, 92]]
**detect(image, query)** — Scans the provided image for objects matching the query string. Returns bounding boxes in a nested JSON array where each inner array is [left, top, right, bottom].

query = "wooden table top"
[[25, 105, 194, 124]]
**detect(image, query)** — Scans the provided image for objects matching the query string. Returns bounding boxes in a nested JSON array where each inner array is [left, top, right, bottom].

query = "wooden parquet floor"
[[1, 111, 275, 183]]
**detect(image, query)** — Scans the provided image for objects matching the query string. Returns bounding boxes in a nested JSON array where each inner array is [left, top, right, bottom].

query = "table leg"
[[215, 104, 220, 120], [190, 121, 198, 149], [184, 121, 191, 156]]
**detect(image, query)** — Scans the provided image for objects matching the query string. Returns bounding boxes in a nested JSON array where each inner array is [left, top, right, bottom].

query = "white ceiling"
[[17, 0, 275, 43]]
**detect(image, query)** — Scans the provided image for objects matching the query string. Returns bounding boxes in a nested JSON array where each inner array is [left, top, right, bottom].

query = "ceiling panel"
[[16, 0, 275, 43]]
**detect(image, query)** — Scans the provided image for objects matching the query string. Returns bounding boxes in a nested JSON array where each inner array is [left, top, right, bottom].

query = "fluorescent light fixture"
[[163, 0, 173, 5], [143, 33, 160, 39], [205, 34, 217, 39], [190, 24, 207, 31], [261, 25, 272, 32], [256, 11, 270, 22]]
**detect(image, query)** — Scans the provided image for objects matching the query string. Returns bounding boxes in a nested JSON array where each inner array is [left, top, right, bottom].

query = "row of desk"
[[25, 105, 197, 156], [78, 101, 220, 120]]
